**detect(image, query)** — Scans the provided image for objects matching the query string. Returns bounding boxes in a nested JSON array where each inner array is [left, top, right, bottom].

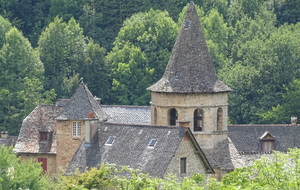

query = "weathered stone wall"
[[151, 92, 228, 148], [56, 120, 85, 173], [19, 154, 57, 175], [164, 134, 207, 178]]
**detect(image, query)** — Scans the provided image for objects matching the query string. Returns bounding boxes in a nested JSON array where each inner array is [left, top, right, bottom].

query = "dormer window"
[[39, 132, 48, 141], [105, 136, 116, 145], [72, 121, 81, 137], [148, 139, 157, 148], [260, 131, 275, 152], [184, 20, 191, 29]]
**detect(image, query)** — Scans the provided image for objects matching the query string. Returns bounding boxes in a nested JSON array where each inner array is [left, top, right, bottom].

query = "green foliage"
[[209, 149, 300, 190], [260, 79, 300, 123], [0, 146, 55, 190], [0, 26, 55, 135], [59, 164, 207, 190], [107, 9, 178, 105]]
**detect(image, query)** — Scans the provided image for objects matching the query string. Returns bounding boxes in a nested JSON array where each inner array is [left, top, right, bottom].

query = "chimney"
[[85, 112, 98, 143], [179, 121, 190, 128], [94, 97, 101, 105], [1, 131, 8, 139], [291, 117, 297, 125]]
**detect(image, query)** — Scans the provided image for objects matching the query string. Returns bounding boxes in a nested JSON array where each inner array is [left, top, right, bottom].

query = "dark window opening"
[[194, 109, 203, 131], [169, 108, 178, 125], [37, 158, 47, 172], [217, 108, 223, 131], [148, 139, 157, 147], [105, 136, 115, 145], [180, 157, 187, 174], [184, 20, 191, 29], [39, 132, 48, 141]]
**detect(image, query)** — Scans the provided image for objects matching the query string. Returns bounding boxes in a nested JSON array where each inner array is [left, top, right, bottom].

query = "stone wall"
[[164, 133, 207, 178], [19, 154, 57, 175], [56, 120, 85, 173], [151, 91, 228, 148]]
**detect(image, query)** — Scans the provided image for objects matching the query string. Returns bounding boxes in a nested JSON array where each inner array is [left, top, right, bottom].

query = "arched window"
[[154, 107, 157, 125], [217, 108, 223, 131], [169, 108, 178, 126], [194, 109, 203, 131]]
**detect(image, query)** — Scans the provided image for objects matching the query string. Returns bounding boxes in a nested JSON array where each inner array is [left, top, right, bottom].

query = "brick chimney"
[[291, 117, 297, 125], [179, 121, 190, 128], [1, 131, 8, 139]]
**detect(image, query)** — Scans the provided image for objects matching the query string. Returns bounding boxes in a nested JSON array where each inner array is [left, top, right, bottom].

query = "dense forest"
[[0, 0, 299, 135]]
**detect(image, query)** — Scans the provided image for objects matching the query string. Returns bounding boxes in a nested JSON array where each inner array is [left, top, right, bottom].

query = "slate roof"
[[0, 136, 17, 147], [66, 123, 213, 177], [14, 105, 62, 154], [202, 138, 244, 170], [56, 82, 109, 121], [100, 105, 151, 125], [147, 2, 231, 93], [228, 124, 300, 153]]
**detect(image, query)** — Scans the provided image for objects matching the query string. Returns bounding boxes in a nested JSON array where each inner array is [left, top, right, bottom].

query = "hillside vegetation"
[[0, 0, 299, 135]]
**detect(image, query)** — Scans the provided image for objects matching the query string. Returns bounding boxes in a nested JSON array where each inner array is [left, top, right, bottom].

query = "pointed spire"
[[148, 2, 231, 93], [56, 82, 109, 121]]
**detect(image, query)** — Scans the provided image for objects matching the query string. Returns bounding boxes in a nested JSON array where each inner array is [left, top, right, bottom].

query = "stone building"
[[13, 1, 300, 180]]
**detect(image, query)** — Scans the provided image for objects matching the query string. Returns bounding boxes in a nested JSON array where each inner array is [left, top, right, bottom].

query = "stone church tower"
[[147, 2, 231, 149]]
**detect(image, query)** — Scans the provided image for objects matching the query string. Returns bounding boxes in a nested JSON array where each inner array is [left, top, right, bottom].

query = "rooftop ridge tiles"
[[228, 124, 299, 127], [100, 105, 151, 108], [103, 122, 184, 129]]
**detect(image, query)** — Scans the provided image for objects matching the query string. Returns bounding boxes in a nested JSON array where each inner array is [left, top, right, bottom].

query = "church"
[[13, 2, 300, 180]]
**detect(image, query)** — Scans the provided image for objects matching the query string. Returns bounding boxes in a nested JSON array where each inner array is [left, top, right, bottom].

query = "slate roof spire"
[[147, 2, 231, 93], [56, 82, 109, 121]]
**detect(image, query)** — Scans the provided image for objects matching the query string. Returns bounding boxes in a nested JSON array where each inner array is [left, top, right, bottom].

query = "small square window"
[[39, 132, 48, 141], [148, 139, 157, 147], [105, 136, 115, 145]]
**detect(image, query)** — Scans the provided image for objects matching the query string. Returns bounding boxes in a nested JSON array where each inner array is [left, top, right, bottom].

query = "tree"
[[38, 17, 86, 98], [106, 9, 178, 105], [0, 27, 55, 135], [0, 16, 12, 48], [259, 79, 300, 123], [106, 43, 152, 105], [0, 146, 55, 190], [207, 148, 300, 189]]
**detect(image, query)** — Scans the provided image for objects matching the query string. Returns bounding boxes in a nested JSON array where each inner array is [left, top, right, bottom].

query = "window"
[[217, 108, 223, 131], [169, 108, 178, 126], [194, 109, 203, 131], [39, 132, 48, 141], [260, 131, 275, 152], [148, 139, 157, 148], [72, 121, 81, 137], [184, 20, 191, 29], [180, 157, 187, 174], [105, 136, 115, 145], [37, 158, 47, 172]]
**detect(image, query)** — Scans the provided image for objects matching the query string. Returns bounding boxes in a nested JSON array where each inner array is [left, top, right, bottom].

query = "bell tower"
[[147, 2, 231, 149]]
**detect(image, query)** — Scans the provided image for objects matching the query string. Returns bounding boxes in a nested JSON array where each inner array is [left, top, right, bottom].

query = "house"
[[13, 1, 300, 180]]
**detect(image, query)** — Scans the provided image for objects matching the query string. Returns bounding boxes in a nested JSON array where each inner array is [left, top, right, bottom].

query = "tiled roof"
[[0, 136, 17, 147], [100, 105, 151, 125], [147, 2, 230, 93], [14, 105, 62, 154], [56, 82, 109, 121], [228, 124, 300, 153], [203, 138, 244, 170], [66, 123, 213, 177]]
